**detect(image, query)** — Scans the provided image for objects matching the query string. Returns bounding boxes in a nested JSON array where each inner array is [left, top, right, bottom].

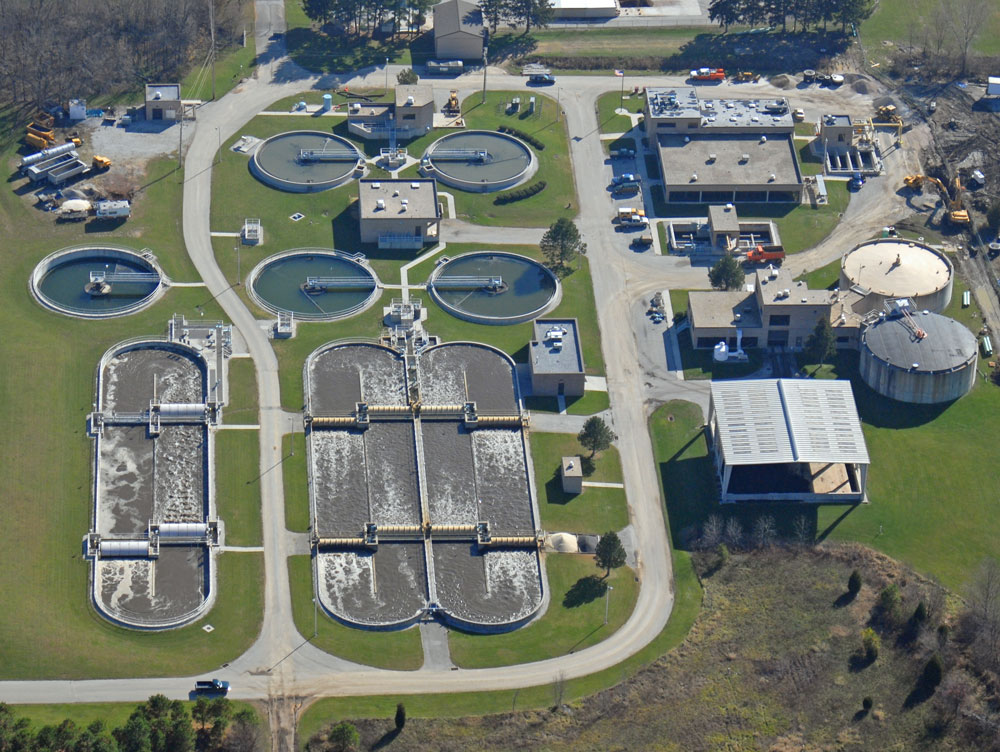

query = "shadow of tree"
[[562, 575, 607, 608]]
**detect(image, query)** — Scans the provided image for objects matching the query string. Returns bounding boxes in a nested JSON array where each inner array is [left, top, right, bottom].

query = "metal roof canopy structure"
[[708, 378, 869, 503]]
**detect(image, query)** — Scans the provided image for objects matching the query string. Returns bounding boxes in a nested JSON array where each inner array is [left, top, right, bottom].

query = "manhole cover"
[[202, 624, 215, 633]]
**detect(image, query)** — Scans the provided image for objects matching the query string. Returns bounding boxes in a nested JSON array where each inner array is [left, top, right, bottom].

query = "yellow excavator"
[[875, 104, 902, 124], [903, 174, 970, 225]]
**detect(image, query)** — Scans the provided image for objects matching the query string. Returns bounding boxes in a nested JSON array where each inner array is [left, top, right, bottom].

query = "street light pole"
[[312, 597, 318, 637], [604, 585, 614, 625], [385, 57, 389, 92], [482, 45, 488, 104]]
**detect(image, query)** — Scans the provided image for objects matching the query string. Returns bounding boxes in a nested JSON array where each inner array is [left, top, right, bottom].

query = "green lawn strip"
[[225, 358, 259, 424], [282, 433, 310, 532], [283, 0, 429, 70], [216, 431, 263, 547], [15, 700, 261, 734], [286, 555, 423, 669], [657, 221, 671, 253], [596, 91, 644, 134], [181, 37, 257, 102], [794, 123, 816, 137], [601, 135, 637, 156], [531, 433, 627, 534], [506, 26, 704, 60], [524, 390, 610, 415], [797, 140, 823, 175], [297, 549, 700, 742], [448, 555, 638, 669], [794, 257, 841, 290]]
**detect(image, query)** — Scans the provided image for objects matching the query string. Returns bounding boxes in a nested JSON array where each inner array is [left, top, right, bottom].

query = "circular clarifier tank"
[[840, 238, 953, 312], [248, 249, 380, 320], [31, 245, 165, 318], [422, 130, 536, 192], [429, 252, 560, 325], [250, 131, 363, 192]]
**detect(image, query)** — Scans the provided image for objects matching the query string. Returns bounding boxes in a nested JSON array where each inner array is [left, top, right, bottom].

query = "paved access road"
[[0, 7, 919, 748]]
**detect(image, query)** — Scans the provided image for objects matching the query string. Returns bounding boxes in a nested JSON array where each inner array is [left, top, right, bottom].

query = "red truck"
[[690, 67, 725, 81], [744, 244, 786, 264]]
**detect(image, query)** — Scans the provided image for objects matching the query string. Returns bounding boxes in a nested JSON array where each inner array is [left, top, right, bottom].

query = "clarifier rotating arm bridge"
[[305, 340, 544, 630]]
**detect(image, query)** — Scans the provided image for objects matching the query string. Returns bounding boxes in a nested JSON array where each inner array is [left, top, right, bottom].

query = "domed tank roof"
[[862, 311, 976, 373]]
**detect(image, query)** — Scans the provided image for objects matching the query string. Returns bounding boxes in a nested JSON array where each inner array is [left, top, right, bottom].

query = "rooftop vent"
[[691, 172, 698, 182], [708, 153, 717, 162], [393, 189, 399, 196], [406, 95, 414, 105], [376, 199, 385, 209], [735, 313, 742, 321], [783, 288, 790, 297], [411, 182, 420, 189], [153, 91, 162, 100], [372, 182, 381, 189], [760, 134, 767, 143], [684, 135, 690, 143], [768, 173, 776, 182], [740, 153, 750, 162], [401, 198, 409, 211]]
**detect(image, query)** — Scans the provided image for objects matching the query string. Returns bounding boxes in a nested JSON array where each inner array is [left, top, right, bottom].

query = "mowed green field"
[[0, 142, 264, 678], [861, 0, 1000, 56]]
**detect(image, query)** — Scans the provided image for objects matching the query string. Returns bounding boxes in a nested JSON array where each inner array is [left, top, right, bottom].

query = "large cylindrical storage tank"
[[860, 311, 977, 404], [840, 239, 953, 313]]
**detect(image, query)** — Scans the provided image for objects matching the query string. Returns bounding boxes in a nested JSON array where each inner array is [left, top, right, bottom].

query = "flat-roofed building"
[[358, 179, 441, 250], [347, 85, 435, 140], [145, 84, 181, 121], [529, 318, 585, 397], [708, 378, 869, 503], [433, 0, 484, 61], [708, 204, 741, 250], [687, 266, 865, 351]]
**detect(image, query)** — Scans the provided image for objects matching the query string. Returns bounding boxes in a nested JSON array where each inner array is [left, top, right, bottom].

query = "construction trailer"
[[95, 200, 131, 218], [988, 77, 1000, 97]]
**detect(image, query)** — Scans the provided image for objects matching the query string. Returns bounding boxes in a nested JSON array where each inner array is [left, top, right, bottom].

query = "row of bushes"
[[493, 180, 546, 205], [498, 125, 545, 151]]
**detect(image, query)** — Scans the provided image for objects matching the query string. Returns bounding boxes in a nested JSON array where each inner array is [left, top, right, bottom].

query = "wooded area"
[[708, 0, 874, 33], [0, 0, 250, 110]]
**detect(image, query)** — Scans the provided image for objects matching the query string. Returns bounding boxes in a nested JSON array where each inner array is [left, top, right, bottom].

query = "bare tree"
[[966, 558, 1000, 672], [930, 6, 952, 58], [723, 517, 743, 549], [948, 0, 991, 74], [701, 515, 723, 550], [752, 515, 777, 548], [791, 514, 811, 545]]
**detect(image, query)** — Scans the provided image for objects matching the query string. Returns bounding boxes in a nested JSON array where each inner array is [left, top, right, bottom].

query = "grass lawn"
[[216, 430, 263, 547], [298, 548, 700, 741], [283, 433, 310, 532], [448, 554, 638, 669], [860, 0, 1000, 56], [530, 432, 628, 534], [524, 390, 610, 415], [596, 91, 644, 134], [794, 123, 817, 137], [601, 135, 636, 156], [795, 257, 841, 290], [224, 358, 259, 424], [797, 140, 823, 176], [181, 37, 257, 102], [286, 556, 423, 670]]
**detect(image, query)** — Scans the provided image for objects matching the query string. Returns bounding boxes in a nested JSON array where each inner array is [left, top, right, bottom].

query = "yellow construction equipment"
[[443, 89, 460, 115], [875, 105, 902, 124], [903, 174, 970, 225], [26, 124, 55, 143], [732, 71, 760, 83], [34, 112, 55, 129], [92, 155, 112, 170], [24, 132, 50, 150]]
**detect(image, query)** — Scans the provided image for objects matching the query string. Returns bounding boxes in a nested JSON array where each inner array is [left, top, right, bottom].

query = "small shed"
[[708, 204, 740, 250], [145, 84, 182, 121], [561, 456, 583, 494]]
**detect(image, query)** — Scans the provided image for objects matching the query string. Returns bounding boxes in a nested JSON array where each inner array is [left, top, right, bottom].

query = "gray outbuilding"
[[529, 318, 585, 397], [433, 0, 484, 61]]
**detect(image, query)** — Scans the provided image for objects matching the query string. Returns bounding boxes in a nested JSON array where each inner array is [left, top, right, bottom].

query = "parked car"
[[612, 173, 640, 185], [528, 73, 555, 85], [792, 108, 805, 122]]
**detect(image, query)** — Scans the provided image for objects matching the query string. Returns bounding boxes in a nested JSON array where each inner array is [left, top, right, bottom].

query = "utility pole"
[[385, 57, 389, 93], [178, 116, 183, 168], [604, 585, 614, 625], [312, 597, 318, 637], [482, 29, 489, 105], [209, 0, 217, 100]]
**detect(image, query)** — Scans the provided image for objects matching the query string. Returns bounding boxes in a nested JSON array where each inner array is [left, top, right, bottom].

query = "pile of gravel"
[[853, 80, 871, 94], [770, 74, 792, 89]]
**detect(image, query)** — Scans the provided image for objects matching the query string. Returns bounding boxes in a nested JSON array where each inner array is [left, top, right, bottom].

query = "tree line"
[[708, 0, 874, 33], [0, 695, 263, 752], [0, 0, 249, 110], [300, 0, 553, 38]]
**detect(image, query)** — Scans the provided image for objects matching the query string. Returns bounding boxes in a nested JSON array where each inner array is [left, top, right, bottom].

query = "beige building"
[[687, 266, 865, 351], [144, 84, 181, 121], [561, 456, 583, 494], [529, 319, 585, 397], [358, 179, 441, 250], [347, 86, 435, 141], [643, 88, 802, 204], [433, 0, 484, 61]]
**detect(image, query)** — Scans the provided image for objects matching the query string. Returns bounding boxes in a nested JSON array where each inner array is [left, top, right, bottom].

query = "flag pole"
[[619, 69, 625, 111]]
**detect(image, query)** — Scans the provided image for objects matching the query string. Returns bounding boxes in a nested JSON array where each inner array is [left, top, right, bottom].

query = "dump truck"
[[26, 125, 55, 145], [194, 679, 230, 695], [47, 158, 88, 185], [690, 67, 725, 81], [25, 152, 78, 182], [34, 111, 55, 129], [745, 244, 786, 264], [92, 155, 112, 171], [24, 132, 51, 150]]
